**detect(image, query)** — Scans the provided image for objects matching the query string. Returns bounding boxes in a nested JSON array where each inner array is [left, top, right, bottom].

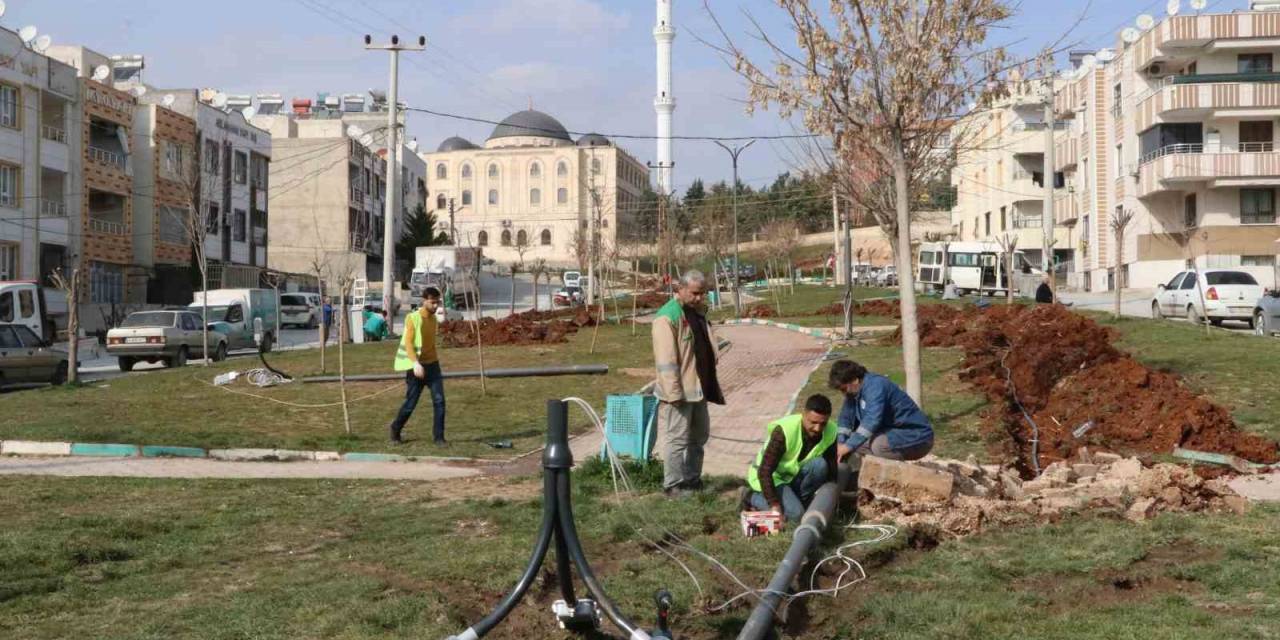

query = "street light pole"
[[713, 139, 755, 318], [365, 33, 425, 324]]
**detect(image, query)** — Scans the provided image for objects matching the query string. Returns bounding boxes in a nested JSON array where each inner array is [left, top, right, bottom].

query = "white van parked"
[[917, 241, 1036, 296]]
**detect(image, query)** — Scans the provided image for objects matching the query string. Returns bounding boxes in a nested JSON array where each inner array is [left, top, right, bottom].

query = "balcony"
[[1137, 147, 1280, 197], [41, 125, 66, 144], [1054, 190, 1080, 225], [88, 218, 127, 235], [349, 186, 364, 206], [39, 199, 67, 217], [1055, 135, 1078, 169], [88, 146, 125, 171], [1134, 12, 1280, 71], [1137, 76, 1280, 130]]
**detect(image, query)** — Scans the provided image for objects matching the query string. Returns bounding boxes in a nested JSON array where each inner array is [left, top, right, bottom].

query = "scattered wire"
[[1000, 343, 1041, 476]]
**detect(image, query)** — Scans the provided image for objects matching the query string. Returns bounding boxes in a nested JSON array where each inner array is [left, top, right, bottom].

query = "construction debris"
[[859, 454, 1253, 539]]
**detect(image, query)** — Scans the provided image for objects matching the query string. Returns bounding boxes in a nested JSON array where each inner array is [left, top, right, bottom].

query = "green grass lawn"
[[0, 323, 656, 458], [3, 473, 1276, 640], [709, 284, 898, 326]]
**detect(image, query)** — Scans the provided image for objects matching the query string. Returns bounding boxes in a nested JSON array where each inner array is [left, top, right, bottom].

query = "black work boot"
[[389, 424, 403, 444]]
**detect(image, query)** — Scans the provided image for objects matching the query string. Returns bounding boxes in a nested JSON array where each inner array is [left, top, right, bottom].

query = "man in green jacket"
[[744, 394, 838, 522], [652, 270, 724, 497]]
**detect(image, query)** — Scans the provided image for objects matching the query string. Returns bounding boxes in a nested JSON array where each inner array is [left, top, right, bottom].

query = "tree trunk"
[[67, 269, 79, 385], [892, 143, 924, 405], [1006, 252, 1015, 306], [631, 268, 638, 336], [318, 276, 327, 374], [1113, 237, 1123, 320], [532, 275, 539, 312], [509, 270, 516, 315], [338, 294, 351, 435], [201, 265, 210, 366]]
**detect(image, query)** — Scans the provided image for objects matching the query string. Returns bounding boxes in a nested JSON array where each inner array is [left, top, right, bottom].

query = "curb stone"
[[1, 440, 72, 456], [0, 439, 469, 465]]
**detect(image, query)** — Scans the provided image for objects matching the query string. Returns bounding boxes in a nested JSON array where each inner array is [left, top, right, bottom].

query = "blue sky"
[[3, 0, 1217, 194]]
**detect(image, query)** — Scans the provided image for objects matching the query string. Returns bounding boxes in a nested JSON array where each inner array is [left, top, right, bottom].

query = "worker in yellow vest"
[[744, 394, 838, 522], [389, 287, 446, 445]]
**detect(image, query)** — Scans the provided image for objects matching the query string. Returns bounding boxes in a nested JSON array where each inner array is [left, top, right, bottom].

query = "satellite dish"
[[91, 65, 110, 81], [1137, 14, 1156, 31], [131, 85, 147, 98], [1167, 0, 1180, 16], [1082, 54, 1097, 69], [162, 93, 176, 108], [967, 101, 977, 112], [1059, 69, 1074, 80], [211, 92, 228, 108], [33, 35, 51, 53], [1122, 28, 1141, 44], [1096, 48, 1117, 62], [359, 133, 374, 147], [18, 26, 37, 44], [345, 124, 364, 138], [241, 106, 256, 120], [0, 2, 7, 21], [1190, 0, 1207, 10]]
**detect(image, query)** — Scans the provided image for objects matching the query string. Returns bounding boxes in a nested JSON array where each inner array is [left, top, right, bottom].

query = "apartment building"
[[950, 77, 1073, 269], [253, 93, 426, 285], [0, 30, 81, 286], [131, 98, 196, 303], [1059, 4, 1280, 292]]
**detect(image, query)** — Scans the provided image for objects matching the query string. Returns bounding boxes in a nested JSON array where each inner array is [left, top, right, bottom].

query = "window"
[[557, 187, 568, 204], [437, 194, 447, 210], [0, 164, 17, 208], [1164, 273, 1185, 289], [557, 161, 568, 177], [1240, 120, 1274, 152], [0, 325, 15, 346], [1112, 83, 1123, 116], [233, 151, 247, 184], [516, 229, 528, 246], [984, 212, 991, 236], [1180, 273, 1198, 290], [461, 164, 472, 178], [488, 189, 498, 205], [530, 188, 541, 205], [591, 158, 602, 174], [1000, 206, 1007, 231], [233, 209, 246, 242], [18, 289, 33, 318], [462, 190, 472, 206], [1184, 194, 1197, 228], [1238, 53, 1273, 74], [530, 162, 541, 178], [0, 84, 19, 129], [1241, 188, 1276, 224], [0, 291, 9, 321], [207, 203, 220, 235], [436, 163, 448, 180], [948, 253, 979, 267], [225, 304, 244, 323], [89, 261, 124, 304], [159, 206, 189, 245], [501, 229, 512, 246], [205, 143, 220, 174], [163, 142, 185, 178], [14, 324, 42, 348], [1243, 255, 1276, 267], [1114, 144, 1123, 179], [1207, 271, 1260, 286], [488, 164, 499, 178], [475, 230, 489, 247], [251, 155, 268, 188], [541, 229, 551, 245], [181, 313, 200, 331]]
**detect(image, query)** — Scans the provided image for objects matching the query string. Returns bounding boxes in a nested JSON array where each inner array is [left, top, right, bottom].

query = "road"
[[73, 270, 566, 382], [1057, 288, 1257, 335]]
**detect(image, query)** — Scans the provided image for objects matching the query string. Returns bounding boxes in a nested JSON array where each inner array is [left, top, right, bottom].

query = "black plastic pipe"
[[299, 364, 609, 384], [736, 468, 849, 640]]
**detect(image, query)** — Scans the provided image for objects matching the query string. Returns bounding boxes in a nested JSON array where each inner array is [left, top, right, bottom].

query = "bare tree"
[[1110, 209, 1135, 320], [529, 258, 548, 312], [49, 267, 81, 385], [711, 0, 1012, 404], [177, 152, 213, 367], [509, 229, 533, 315], [996, 232, 1018, 305], [329, 254, 364, 435]]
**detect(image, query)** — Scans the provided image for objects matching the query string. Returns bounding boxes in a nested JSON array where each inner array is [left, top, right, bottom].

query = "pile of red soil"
[[745, 304, 778, 318], [439, 307, 597, 348], [856, 299, 901, 318], [907, 303, 1279, 471], [633, 291, 671, 310]]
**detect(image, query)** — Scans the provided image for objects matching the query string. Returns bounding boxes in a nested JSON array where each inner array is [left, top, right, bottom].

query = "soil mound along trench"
[[440, 307, 599, 348], [895, 303, 1279, 472]]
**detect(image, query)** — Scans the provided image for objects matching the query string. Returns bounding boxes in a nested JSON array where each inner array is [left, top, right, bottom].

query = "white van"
[[917, 241, 1036, 296]]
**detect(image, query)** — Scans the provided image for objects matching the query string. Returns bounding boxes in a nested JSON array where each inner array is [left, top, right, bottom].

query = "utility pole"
[[587, 149, 600, 306], [831, 185, 840, 286], [448, 197, 457, 243], [712, 140, 754, 317], [1042, 59, 1057, 288], [365, 33, 425, 325], [839, 191, 853, 338]]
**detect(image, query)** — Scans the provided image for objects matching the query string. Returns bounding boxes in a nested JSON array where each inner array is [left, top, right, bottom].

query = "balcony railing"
[[350, 186, 364, 204], [41, 125, 66, 144], [1139, 143, 1203, 166], [1138, 149, 1280, 197], [88, 146, 125, 170], [1011, 121, 1068, 132], [1240, 142, 1275, 153], [39, 199, 67, 217], [1012, 216, 1043, 228], [88, 218, 127, 235]]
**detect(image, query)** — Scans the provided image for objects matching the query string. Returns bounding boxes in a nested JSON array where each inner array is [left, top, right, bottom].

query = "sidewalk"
[[0, 455, 479, 480], [570, 324, 829, 477]]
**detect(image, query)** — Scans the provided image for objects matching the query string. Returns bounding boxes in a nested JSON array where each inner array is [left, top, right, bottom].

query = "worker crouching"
[[744, 394, 838, 523]]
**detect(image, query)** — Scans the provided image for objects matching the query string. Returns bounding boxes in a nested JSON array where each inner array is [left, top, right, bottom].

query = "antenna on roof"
[[0, 2, 8, 21], [346, 124, 364, 138], [131, 85, 147, 98], [211, 92, 228, 109], [162, 93, 176, 108], [33, 34, 50, 53], [91, 64, 109, 81], [18, 25, 36, 45], [242, 106, 257, 120], [1122, 27, 1141, 44], [1137, 14, 1156, 31]]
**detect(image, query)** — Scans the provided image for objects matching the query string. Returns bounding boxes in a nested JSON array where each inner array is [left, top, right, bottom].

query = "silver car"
[[0, 323, 69, 387], [1255, 290, 1280, 337], [106, 310, 228, 371]]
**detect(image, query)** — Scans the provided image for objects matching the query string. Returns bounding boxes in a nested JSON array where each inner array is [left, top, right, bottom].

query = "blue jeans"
[[390, 362, 446, 441], [749, 457, 830, 522]]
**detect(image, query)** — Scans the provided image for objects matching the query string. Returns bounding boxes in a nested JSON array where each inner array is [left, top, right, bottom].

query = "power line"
[[405, 106, 820, 142]]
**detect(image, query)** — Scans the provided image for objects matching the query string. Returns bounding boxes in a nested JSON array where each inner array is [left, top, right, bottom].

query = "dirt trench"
[[896, 303, 1278, 471]]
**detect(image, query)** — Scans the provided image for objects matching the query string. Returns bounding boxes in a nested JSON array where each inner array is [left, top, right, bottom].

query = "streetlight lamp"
[[712, 139, 755, 317]]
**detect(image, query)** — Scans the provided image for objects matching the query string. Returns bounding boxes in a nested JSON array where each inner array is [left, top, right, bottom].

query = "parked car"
[[0, 323, 68, 387], [107, 310, 229, 371], [554, 286, 584, 306], [1255, 289, 1280, 337], [1151, 270, 1263, 327], [280, 293, 318, 329]]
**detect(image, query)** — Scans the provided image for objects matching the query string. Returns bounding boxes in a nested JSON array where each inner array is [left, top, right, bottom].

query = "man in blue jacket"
[[828, 359, 934, 473]]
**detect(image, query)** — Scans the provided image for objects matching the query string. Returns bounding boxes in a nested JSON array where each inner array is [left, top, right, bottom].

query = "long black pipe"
[[736, 468, 849, 640], [299, 364, 609, 384]]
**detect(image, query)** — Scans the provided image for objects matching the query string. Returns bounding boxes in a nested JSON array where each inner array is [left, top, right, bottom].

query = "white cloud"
[[456, 0, 630, 37]]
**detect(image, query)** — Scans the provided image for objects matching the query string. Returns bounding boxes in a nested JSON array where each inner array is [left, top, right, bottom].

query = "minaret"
[[654, 0, 675, 195]]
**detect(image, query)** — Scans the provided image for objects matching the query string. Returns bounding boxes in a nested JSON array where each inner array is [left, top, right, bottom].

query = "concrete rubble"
[[857, 450, 1252, 538]]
